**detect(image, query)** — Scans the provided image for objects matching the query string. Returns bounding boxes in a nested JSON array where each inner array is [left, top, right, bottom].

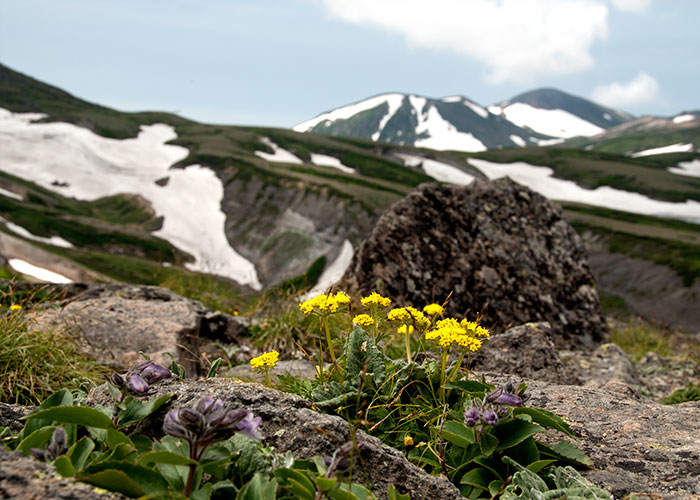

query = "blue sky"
[[1, 0, 698, 127]]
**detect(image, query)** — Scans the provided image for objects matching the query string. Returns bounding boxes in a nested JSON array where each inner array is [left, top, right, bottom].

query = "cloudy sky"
[[1, 0, 698, 127]]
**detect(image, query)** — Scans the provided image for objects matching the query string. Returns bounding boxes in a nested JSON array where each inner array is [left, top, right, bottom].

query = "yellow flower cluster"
[[361, 292, 392, 308], [352, 314, 375, 327], [250, 351, 279, 370], [387, 306, 430, 330], [299, 291, 351, 315], [397, 324, 414, 335], [425, 318, 486, 351], [423, 303, 444, 316], [10, 304, 22, 312]]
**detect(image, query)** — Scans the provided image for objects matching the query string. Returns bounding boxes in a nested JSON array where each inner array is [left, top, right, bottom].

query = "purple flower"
[[483, 409, 499, 426], [486, 382, 529, 407], [30, 427, 67, 462], [464, 407, 481, 426], [163, 398, 262, 461], [127, 374, 149, 394], [131, 361, 172, 384]]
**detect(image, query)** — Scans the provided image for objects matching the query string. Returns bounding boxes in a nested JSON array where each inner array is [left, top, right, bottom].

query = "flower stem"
[[323, 314, 338, 368], [448, 350, 466, 383], [265, 368, 271, 387], [405, 328, 412, 364], [439, 349, 448, 406]]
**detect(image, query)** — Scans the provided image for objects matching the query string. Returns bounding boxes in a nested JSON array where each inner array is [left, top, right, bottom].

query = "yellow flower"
[[361, 292, 392, 308], [423, 303, 444, 316], [334, 291, 350, 304], [397, 324, 414, 335], [299, 292, 351, 315], [425, 318, 483, 351], [352, 314, 375, 327], [250, 351, 279, 371], [10, 304, 22, 311], [404, 435, 414, 446], [387, 306, 429, 330]]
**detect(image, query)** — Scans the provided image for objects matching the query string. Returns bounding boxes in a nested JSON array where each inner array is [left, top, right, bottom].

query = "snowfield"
[[468, 158, 700, 224], [673, 114, 695, 124], [0, 216, 73, 248], [630, 143, 694, 158], [310, 153, 355, 173], [0, 108, 261, 289], [410, 96, 487, 152], [305, 239, 354, 298], [254, 137, 302, 164], [493, 102, 604, 138], [9, 258, 72, 283], [398, 154, 475, 185], [669, 159, 700, 178], [0, 186, 22, 201]]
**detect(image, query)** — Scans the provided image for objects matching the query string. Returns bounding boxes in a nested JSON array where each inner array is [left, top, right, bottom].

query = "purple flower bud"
[[29, 448, 46, 460], [52, 427, 66, 449], [131, 361, 171, 384], [127, 374, 149, 394], [492, 392, 523, 406], [465, 407, 481, 426], [110, 373, 127, 387], [234, 411, 262, 440], [483, 409, 499, 426]]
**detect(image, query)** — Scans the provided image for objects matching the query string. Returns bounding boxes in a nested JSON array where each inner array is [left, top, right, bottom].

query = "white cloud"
[[319, 0, 609, 84], [591, 73, 661, 109], [608, 0, 651, 13]]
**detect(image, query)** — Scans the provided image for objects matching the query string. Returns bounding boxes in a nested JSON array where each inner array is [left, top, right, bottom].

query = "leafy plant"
[[662, 382, 700, 404]]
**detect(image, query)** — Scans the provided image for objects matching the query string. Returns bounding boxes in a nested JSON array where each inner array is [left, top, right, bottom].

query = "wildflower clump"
[[250, 350, 279, 386], [352, 314, 375, 327], [423, 303, 444, 316], [360, 292, 391, 342], [361, 292, 392, 309], [388, 306, 430, 362], [299, 291, 351, 315]]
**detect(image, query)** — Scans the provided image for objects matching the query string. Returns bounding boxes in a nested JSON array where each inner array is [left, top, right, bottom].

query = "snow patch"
[[488, 105, 503, 116], [0, 216, 73, 248], [668, 159, 700, 178], [509, 135, 526, 147], [464, 100, 489, 119], [441, 95, 462, 103], [371, 94, 405, 141], [673, 114, 695, 124], [293, 93, 405, 133], [529, 136, 566, 147], [603, 113, 612, 121], [0, 187, 22, 201], [467, 158, 700, 223], [310, 153, 355, 174], [411, 100, 487, 152], [0, 108, 261, 289], [500, 102, 604, 138], [397, 154, 475, 185], [9, 258, 72, 283], [630, 143, 694, 158], [306, 240, 354, 297], [254, 137, 303, 164]]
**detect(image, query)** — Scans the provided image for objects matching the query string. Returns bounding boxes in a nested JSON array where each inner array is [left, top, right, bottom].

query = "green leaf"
[[494, 420, 545, 451], [16, 426, 55, 455], [488, 479, 505, 496], [473, 457, 504, 480], [275, 468, 316, 500], [441, 420, 475, 448], [153, 436, 189, 490], [77, 469, 147, 498], [137, 450, 197, 466], [78, 461, 169, 494], [346, 325, 385, 385], [118, 394, 173, 427], [460, 467, 492, 489], [504, 436, 540, 468], [537, 440, 593, 467], [315, 476, 337, 492], [68, 437, 95, 471], [387, 484, 411, 500], [236, 473, 278, 500], [191, 482, 213, 500], [526, 459, 556, 474], [21, 389, 74, 438], [328, 483, 378, 500], [106, 429, 134, 449], [53, 455, 75, 477], [513, 407, 575, 437], [479, 431, 499, 457], [27, 406, 114, 429], [207, 358, 223, 378]]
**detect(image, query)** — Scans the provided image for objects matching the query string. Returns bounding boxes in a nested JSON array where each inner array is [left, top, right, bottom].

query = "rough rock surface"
[[470, 322, 574, 384], [0, 447, 125, 500], [87, 378, 463, 500], [485, 373, 700, 499], [342, 179, 607, 348], [28, 284, 249, 374]]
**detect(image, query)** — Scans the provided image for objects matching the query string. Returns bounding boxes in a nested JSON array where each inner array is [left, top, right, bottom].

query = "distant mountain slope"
[[294, 88, 634, 152]]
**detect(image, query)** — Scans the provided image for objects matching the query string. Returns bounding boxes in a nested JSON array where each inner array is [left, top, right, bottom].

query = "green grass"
[[0, 288, 107, 405]]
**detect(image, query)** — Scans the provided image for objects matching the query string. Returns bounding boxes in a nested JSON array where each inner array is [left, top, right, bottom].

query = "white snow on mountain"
[[0, 186, 22, 200], [529, 136, 566, 146], [468, 158, 700, 223], [509, 135, 527, 147], [493, 102, 604, 138], [310, 153, 355, 173], [464, 100, 489, 119], [398, 154, 475, 185], [9, 258, 72, 283], [410, 97, 487, 152], [372, 94, 405, 140], [293, 93, 405, 133], [630, 143, 694, 158], [0, 216, 73, 248], [672, 114, 695, 124], [305, 239, 354, 298], [0, 108, 261, 289], [669, 159, 700, 178], [254, 137, 302, 164]]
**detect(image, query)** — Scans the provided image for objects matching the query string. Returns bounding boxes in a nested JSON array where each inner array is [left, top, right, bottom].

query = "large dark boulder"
[[342, 179, 607, 348]]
